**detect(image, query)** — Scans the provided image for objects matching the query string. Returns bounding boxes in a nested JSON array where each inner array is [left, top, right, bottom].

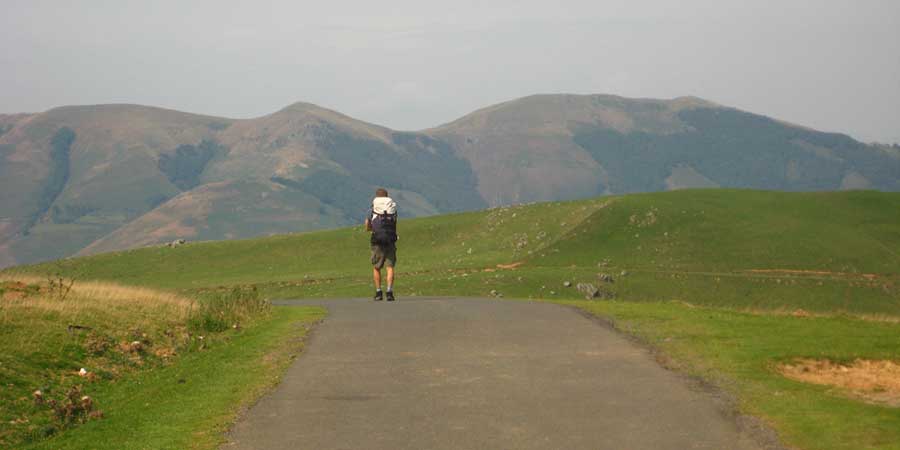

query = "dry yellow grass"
[[2, 274, 191, 317], [738, 305, 900, 324], [780, 359, 900, 407], [1, 275, 194, 354], [660, 300, 900, 324]]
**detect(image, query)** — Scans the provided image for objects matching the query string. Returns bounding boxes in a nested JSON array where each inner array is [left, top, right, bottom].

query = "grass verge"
[[1, 274, 325, 449], [20, 305, 324, 449]]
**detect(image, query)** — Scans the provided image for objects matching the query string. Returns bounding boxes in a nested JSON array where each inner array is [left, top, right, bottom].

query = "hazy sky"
[[2, 0, 898, 143]]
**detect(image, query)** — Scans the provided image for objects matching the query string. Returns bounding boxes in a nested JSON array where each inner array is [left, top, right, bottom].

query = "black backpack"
[[370, 211, 398, 245]]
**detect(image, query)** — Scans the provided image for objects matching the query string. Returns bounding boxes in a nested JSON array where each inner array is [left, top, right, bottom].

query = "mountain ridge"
[[1, 93, 897, 268]]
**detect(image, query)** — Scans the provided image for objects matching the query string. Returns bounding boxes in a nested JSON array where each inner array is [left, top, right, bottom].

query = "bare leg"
[[373, 267, 382, 290], [386, 267, 395, 290]]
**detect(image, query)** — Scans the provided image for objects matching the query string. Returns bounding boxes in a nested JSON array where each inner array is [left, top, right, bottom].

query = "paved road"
[[224, 297, 772, 450]]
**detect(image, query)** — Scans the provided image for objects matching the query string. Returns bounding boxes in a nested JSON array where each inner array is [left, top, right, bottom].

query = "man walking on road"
[[365, 188, 398, 301]]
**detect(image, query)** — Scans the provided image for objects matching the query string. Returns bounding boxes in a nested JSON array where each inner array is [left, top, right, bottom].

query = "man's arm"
[[364, 217, 372, 232]]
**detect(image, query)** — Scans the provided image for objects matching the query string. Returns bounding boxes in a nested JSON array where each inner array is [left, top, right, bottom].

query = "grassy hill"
[[3, 189, 900, 449], [20, 189, 899, 315], [2, 95, 897, 268]]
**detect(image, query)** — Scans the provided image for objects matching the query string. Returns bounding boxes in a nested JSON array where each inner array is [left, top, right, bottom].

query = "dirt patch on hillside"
[[779, 359, 900, 407], [1, 281, 38, 300], [746, 269, 879, 280]]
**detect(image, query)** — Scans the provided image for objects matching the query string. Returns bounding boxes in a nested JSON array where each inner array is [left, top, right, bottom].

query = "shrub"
[[37, 385, 103, 427], [82, 332, 111, 355], [189, 286, 270, 333]]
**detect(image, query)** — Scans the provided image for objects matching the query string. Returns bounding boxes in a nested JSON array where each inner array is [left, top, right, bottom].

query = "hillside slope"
[[7, 193, 900, 450], [15, 190, 900, 315], [1, 95, 897, 267], [429, 94, 899, 204]]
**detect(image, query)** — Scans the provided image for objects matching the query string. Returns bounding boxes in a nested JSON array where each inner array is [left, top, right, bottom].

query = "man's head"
[[375, 188, 389, 198]]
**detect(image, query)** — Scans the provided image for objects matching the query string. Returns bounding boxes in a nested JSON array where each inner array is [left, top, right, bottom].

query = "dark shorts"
[[371, 243, 397, 269]]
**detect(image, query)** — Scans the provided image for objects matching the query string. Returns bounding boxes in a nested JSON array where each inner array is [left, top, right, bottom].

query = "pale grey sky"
[[2, 0, 898, 143]]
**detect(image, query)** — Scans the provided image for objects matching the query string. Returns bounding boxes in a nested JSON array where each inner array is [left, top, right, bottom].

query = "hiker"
[[365, 188, 398, 301]]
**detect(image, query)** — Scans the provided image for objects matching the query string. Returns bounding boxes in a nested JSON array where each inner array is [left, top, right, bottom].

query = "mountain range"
[[1, 93, 898, 268]]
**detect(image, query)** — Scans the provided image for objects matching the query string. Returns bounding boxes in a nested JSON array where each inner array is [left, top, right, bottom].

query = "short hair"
[[375, 188, 389, 197]]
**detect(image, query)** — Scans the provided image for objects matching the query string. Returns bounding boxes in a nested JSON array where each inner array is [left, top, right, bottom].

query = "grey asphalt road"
[[223, 297, 773, 450]]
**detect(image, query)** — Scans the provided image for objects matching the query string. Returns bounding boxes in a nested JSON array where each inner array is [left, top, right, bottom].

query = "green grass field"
[[4, 189, 900, 449], [21, 306, 324, 450], [0, 276, 324, 449]]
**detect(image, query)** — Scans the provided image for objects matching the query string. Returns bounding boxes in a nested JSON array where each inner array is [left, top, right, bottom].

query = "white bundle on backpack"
[[372, 197, 396, 215]]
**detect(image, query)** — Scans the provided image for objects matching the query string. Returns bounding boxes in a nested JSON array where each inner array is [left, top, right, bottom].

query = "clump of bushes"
[[33, 385, 103, 428], [189, 286, 270, 333], [82, 332, 112, 355]]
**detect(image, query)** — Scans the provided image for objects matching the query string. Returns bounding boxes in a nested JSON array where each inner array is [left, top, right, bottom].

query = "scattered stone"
[[597, 273, 615, 283], [467, 248, 473, 255], [578, 281, 616, 300], [563, 281, 572, 287], [168, 239, 186, 248], [78, 368, 88, 377], [620, 270, 628, 277], [549, 291, 556, 295], [33, 390, 43, 405], [80, 395, 93, 411], [576, 283, 600, 299]]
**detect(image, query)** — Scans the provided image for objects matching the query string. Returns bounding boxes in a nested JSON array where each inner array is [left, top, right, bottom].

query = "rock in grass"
[[576, 283, 600, 299], [597, 273, 615, 283], [563, 281, 572, 287]]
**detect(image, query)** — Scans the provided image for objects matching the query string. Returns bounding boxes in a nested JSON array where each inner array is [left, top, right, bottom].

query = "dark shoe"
[[374, 290, 383, 301], [386, 291, 395, 302]]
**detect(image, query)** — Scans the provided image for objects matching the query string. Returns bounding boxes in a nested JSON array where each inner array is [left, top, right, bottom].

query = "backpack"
[[370, 211, 398, 245]]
